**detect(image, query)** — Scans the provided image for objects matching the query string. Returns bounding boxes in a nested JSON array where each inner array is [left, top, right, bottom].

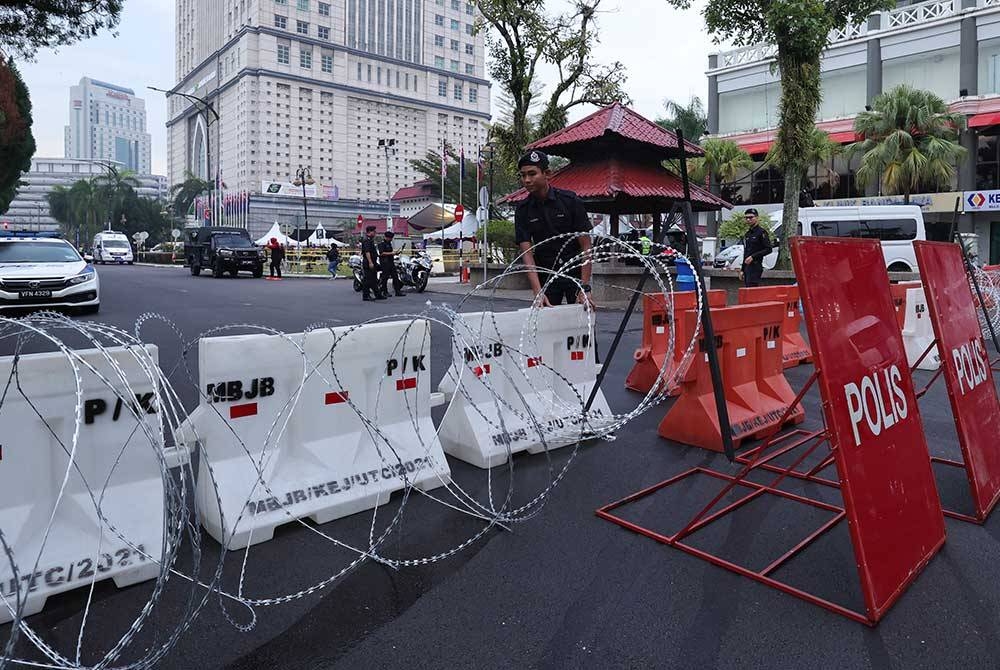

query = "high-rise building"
[[64, 77, 153, 175], [167, 0, 491, 203]]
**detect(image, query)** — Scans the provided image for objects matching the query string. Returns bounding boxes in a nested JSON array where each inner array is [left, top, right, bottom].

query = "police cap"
[[517, 150, 549, 170]]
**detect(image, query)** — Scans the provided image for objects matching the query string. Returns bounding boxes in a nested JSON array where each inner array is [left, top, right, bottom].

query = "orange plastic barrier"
[[737, 285, 812, 368], [625, 290, 727, 395], [890, 281, 921, 330], [658, 302, 805, 452]]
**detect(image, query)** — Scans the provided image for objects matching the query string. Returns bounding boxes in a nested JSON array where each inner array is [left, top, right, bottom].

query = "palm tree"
[[849, 84, 966, 204], [657, 97, 707, 145], [688, 138, 754, 188], [95, 163, 140, 227], [69, 178, 104, 247], [768, 128, 842, 203], [170, 171, 212, 220]]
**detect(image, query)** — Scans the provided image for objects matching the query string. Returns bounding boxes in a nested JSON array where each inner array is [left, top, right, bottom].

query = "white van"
[[92, 231, 134, 265], [761, 205, 925, 273]]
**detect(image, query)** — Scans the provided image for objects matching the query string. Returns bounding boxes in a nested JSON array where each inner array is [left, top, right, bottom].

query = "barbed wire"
[[0, 234, 703, 669]]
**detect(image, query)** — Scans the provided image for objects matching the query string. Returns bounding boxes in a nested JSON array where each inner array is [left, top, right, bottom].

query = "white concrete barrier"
[[183, 320, 451, 550], [0, 345, 163, 623], [437, 305, 613, 468], [902, 286, 941, 371]]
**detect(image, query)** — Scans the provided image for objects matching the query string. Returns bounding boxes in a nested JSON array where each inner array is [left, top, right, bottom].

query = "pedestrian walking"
[[326, 244, 341, 279], [266, 237, 284, 280], [378, 231, 405, 297], [360, 225, 384, 301], [513, 150, 595, 309], [639, 232, 652, 256]]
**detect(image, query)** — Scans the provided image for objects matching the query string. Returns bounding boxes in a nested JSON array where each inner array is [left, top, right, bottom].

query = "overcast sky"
[[17, 0, 713, 177]]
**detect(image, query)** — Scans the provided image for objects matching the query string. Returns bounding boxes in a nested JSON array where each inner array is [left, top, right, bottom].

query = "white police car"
[[0, 233, 100, 314]]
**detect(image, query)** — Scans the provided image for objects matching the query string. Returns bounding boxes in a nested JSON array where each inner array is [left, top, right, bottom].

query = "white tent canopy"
[[305, 222, 346, 247], [254, 222, 299, 247], [422, 211, 481, 240]]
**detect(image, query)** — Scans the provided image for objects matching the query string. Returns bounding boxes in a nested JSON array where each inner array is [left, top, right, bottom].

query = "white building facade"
[[64, 78, 153, 175], [3, 158, 168, 232], [168, 0, 491, 207], [707, 0, 1000, 261]]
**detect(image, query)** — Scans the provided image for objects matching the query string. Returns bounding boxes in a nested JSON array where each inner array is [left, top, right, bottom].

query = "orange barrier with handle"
[[625, 290, 727, 395], [737, 285, 812, 368], [658, 302, 805, 452], [890, 281, 921, 331]]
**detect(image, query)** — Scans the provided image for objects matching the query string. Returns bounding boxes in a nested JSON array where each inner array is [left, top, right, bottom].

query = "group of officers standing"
[[359, 225, 406, 301]]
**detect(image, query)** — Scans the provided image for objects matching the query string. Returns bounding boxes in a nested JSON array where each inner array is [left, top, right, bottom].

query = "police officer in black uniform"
[[360, 225, 384, 301], [513, 150, 595, 308], [741, 208, 772, 288], [378, 231, 405, 297]]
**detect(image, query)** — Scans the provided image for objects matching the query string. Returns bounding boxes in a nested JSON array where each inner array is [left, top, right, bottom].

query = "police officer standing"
[[378, 231, 405, 297], [361, 225, 384, 301], [741, 208, 772, 288], [514, 150, 595, 308]]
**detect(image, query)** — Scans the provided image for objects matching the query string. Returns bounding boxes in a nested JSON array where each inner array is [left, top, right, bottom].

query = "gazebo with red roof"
[[504, 102, 729, 236]]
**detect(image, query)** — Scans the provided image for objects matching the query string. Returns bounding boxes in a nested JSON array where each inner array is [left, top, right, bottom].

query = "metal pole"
[[677, 128, 735, 462]]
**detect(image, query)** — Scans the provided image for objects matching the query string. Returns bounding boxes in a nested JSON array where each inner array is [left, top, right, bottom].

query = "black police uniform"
[[360, 236, 381, 300], [378, 238, 404, 296], [742, 224, 772, 287], [514, 186, 592, 305]]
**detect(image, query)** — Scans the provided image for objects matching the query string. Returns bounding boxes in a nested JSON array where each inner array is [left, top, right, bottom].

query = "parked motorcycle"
[[348, 254, 365, 292], [396, 251, 432, 293], [349, 251, 432, 293]]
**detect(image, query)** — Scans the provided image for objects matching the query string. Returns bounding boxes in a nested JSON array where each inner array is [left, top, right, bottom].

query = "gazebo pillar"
[[652, 212, 661, 243], [610, 213, 620, 237]]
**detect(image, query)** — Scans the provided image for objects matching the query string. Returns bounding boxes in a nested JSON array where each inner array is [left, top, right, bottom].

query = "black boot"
[[363, 293, 373, 301]]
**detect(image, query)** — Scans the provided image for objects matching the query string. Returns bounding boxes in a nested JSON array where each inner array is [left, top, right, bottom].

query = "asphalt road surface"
[[2, 264, 1000, 669]]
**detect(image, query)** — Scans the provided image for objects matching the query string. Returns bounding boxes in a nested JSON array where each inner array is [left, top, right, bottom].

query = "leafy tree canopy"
[[0, 0, 124, 59]]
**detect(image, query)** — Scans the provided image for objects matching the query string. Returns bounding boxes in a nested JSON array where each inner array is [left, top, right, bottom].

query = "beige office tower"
[[167, 0, 491, 201]]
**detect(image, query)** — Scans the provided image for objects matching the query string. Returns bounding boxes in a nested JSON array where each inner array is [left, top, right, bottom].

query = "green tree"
[[688, 138, 754, 187], [170, 172, 212, 219], [719, 210, 775, 241], [95, 163, 140, 222], [849, 84, 966, 203], [0, 57, 35, 215], [409, 147, 480, 212], [767, 127, 842, 199], [0, 1, 124, 59], [666, 0, 893, 269], [478, 0, 629, 174], [656, 97, 708, 145]]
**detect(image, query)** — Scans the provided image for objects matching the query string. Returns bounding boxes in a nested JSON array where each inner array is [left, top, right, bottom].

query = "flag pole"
[[441, 140, 447, 257], [458, 145, 464, 271]]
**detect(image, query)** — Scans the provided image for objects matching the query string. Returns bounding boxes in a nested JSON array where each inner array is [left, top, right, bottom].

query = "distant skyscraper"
[[168, 0, 490, 200], [64, 77, 153, 175]]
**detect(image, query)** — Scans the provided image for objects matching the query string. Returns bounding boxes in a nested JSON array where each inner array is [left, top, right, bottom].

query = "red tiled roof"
[[528, 103, 704, 158], [391, 179, 435, 201], [354, 216, 410, 233], [502, 159, 729, 211]]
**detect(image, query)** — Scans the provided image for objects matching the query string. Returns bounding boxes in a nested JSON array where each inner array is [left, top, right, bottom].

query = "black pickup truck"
[[184, 227, 265, 278]]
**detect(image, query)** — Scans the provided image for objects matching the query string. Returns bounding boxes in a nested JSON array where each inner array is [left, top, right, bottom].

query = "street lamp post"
[[378, 138, 397, 234], [148, 85, 221, 225], [293, 164, 314, 243]]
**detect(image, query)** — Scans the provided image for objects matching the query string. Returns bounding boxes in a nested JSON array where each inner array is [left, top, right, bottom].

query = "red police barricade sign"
[[914, 241, 1000, 522], [794, 237, 945, 621]]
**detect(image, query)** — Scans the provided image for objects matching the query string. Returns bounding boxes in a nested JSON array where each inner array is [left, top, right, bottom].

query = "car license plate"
[[18, 290, 52, 299]]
